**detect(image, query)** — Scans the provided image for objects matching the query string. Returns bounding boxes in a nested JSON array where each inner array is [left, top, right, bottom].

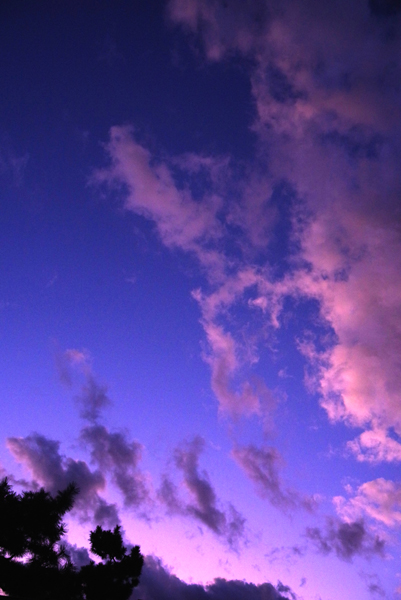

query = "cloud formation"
[[6, 433, 119, 527], [57, 348, 112, 421], [136, 554, 291, 600], [165, 0, 401, 457], [159, 437, 246, 547], [232, 444, 315, 512], [93, 127, 281, 420], [334, 478, 401, 527], [87, 0, 401, 580], [306, 518, 385, 560], [91, 126, 224, 270], [80, 424, 151, 511], [6, 349, 154, 524]]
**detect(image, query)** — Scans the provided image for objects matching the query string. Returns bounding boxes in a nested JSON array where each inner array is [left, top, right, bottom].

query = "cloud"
[[62, 542, 91, 568], [166, 0, 401, 466], [334, 478, 401, 527], [360, 572, 386, 598], [136, 554, 291, 600], [347, 428, 401, 463], [88, 13, 401, 587], [265, 545, 306, 566], [92, 129, 281, 420], [232, 444, 315, 513], [193, 274, 280, 419], [91, 126, 224, 273], [57, 348, 153, 514], [159, 437, 246, 547], [6, 433, 119, 527], [305, 518, 385, 560], [56, 347, 91, 387], [167, 0, 269, 62], [77, 377, 112, 422], [80, 424, 151, 512], [56, 348, 112, 421]]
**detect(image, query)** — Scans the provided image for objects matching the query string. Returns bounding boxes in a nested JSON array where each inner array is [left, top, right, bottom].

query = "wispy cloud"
[[91, 126, 224, 271], [232, 444, 315, 512], [56, 348, 112, 421], [306, 518, 385, 560], [159, 436, 246, 548], [6, 433, 119, 527]]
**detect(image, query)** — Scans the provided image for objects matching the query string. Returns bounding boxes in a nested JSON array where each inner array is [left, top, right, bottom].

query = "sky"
[[1, 1, 401, 598]]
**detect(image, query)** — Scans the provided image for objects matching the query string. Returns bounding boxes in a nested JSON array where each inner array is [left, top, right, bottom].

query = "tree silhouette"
[[80, 525, 143, 600], [0, 478, 143, 600]]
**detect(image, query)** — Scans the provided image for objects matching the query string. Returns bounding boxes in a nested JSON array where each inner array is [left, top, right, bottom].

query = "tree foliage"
[[0, 478, 143, 600], [80, 525, 143, 600]]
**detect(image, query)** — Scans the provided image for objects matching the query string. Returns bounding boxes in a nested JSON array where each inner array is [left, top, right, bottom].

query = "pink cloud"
[[92, 1, 401, 449], [347, 429, 401, 464], [92, 126, 224, 274], [93, 127, 280, 418], [334, 478, 401, 528]]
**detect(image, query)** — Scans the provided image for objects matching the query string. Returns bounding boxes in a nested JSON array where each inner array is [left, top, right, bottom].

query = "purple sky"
[[1, 1, 401, 598]]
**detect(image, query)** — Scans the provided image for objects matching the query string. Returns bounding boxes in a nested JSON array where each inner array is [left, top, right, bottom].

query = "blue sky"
[[1, 1, 401, 599]]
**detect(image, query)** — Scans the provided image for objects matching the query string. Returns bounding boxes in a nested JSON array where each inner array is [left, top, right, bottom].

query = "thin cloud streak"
[[232, 444, 316, 513], [159, 436, 246, 548]]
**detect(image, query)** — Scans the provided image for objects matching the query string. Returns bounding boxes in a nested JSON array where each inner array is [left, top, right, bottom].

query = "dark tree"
[[0, 478, 143, 600], [0, 477, 80, 600], [80, 525, 144, 600]]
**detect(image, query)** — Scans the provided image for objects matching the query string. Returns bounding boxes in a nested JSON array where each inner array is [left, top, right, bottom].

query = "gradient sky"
[[1, 1, 401, 599]]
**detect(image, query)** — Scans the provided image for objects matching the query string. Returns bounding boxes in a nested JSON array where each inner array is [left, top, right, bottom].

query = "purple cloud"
[[136, 554, 292, 600], [56, 348, 111, 421], [159, 437, 246, 548], [80, 424, 151, 511], [232, 444, 315, 512], [62, 542, 91, 568], [305, 518, 385, 560], [6, 433, 119, 527], [166, 0, 401, 462]]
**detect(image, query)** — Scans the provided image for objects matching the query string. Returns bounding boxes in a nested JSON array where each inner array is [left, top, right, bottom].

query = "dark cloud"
[[80, 424, 151, 511], [359, 571, 386, 597], [62, 542, 91, 568], [77, 376, 111, 422], [56, 348, 111, 421], [135, 555, 291, 600], [232, 445, 315, 512], [9, 348, 152, 523], [6, 433, 119, 527], [159, 437, 246, 548], [305, 519, 385, 560]]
